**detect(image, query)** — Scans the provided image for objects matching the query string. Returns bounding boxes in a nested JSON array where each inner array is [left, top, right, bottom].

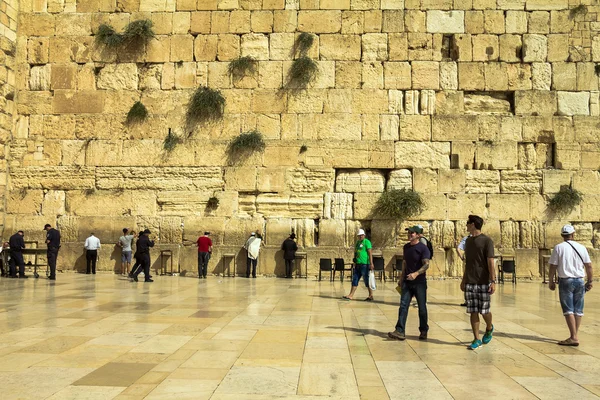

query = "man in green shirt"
[[343, 229, 375, 301]]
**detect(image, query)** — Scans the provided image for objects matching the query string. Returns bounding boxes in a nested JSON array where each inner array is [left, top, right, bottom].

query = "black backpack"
[[422, 237, 434, 259]]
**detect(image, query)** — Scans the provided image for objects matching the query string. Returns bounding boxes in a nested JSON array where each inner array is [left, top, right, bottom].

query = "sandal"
[[342, 296, 352, 301], [364, 297, 373, 301], [558, 338, 579, 347]]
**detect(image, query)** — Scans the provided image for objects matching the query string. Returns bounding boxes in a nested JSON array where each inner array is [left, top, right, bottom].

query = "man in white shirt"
[[84, 233, 101, 274], [549, 224, 593, 347]]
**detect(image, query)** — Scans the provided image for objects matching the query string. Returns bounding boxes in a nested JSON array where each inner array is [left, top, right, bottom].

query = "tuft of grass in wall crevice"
[[285, 56, 318, 91], [95, 20, 154, 50], [228, 56, 258, 81], [96, 24, 124, 48], [126, 101, 148, 125], [294, 32, 314, 57], [372, 189, 424, 221], [548, 186, 582, 215], [569, 4, 588, 20], [206, 196, 220, 210], [163, 129, 181, 152], [185, 86, 225, 133], [227, 130, 266, 164]]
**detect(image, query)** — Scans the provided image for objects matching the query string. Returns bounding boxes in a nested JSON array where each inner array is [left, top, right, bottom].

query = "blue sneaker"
[[469, 339, 482, 350], [482, 325, 494, 344]]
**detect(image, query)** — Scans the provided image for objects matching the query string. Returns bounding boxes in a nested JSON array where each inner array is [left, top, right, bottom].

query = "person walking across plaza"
[[388, 225, 430, 341], [548, 224, 593, 346], [119, 228, 135, 276], [197, 231, 213, 279], [281, 233, 298, 278], [343, 229, 374, 301], [244, 232, 261, 278], [461, 215, 496, 350], [8, 230, 27, 278], [457, 233, 471, 307], [131, 229, 154, 282], [84, 232, 101, 274], [44, 224, 61, 281]]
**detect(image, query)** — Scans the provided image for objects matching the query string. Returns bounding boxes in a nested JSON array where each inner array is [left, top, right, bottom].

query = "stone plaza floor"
[[0, 274, 598, 400]]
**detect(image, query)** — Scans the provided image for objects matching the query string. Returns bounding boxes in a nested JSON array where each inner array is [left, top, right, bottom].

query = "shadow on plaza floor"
[[328, 326, 466, 346], [314, 293, 464, 308]]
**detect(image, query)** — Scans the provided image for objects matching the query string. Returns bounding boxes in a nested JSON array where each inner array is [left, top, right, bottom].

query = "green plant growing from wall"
[[186, 86, 225, 132], [295, 32, 314, 56], [286, 56, 318, 89], [228, 56, 257, 81], [126, 101, 148, 125], [95, 24, 124, 48], [548, 186, 582, 214], [299, 144, 308, 153], [227, 130, 265, 162], [163, 129, 180, 152], [595, 64, 600, 77], [569, 4, 587, 20], [206, 196, 220, 210], [373, 189, 424, 221]]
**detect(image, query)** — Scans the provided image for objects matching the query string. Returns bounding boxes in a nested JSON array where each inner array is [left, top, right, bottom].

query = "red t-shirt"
[[197, 236, 212, 252]]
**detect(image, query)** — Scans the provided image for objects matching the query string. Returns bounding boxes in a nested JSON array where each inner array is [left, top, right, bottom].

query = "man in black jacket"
[[281, 233, 298, 279], [44, 224, 61, 280], [8, 231, 27, 278], [131, 229, 154, 282]]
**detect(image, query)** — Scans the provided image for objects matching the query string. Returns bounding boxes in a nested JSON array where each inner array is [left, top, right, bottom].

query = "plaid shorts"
[[465, 284, 491, 314]]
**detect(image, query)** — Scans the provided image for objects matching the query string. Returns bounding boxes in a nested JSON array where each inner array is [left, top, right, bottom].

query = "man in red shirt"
[[197, 232, 213, 279]]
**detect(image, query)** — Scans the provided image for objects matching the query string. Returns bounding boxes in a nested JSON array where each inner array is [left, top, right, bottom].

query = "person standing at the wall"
[[131, 229, 154, 282], [244, 232, 261, 278], [44, 224, 61, 281], [548, 224, 594, 346], [8, 230, 27, 278], [281, 233, 298, 279], [84, 232, 101, 275], [461, 215, 496, 350], [197, 232, 213, 279], [343, 229, 374, 301], [119, 228, 135, 276]]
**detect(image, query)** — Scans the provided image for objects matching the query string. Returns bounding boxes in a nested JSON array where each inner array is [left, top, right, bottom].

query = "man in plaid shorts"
[[460, 215, 496, 350]]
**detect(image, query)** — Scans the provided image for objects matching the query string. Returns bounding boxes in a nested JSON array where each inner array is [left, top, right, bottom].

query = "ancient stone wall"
[[6, 0, 600, 277]]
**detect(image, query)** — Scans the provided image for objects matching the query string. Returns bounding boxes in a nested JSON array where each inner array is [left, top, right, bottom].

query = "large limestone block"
[[395, 142, 450, 169], [66, 190, 156, 217], [335, 169, 385, 193], [287, 168, 335, 193], [555, 142, 581, 170], [362, 33, 388, 61], [370, 219, 398, 248], [413, 168, 438, 193], [426, 10, 464, 33], [96, 167, 223, 190], [500, 220, 519, 249], [96, 63, 138, 90], [475, 141, 518, 170], [465, 170, 500, 193], [522, 34, 547, 62], [6, 189, 43, 215], [557, 92, 590, 116], [458, 62, 484, 90], [399, 115, 431, 142], [298, 10, 341, 33], [158, 191, 236, 216], [256, 194, 323, 218], [353, 192, 377, 220], [581, 143, 600, 171], [515, 90, 556, 116], [380, 115, 399, 141], [42, 190, 66, 216], [432, 116, 478, 141], [411, 61, 439, 89], [520, 221, 544, 249], [487, 194, 530, 220], [222, 216, 265, 248], [500, 170, 542, 194], [29, 65, 51, 91], [438, 169, 466, 194], [472, 34, 499, 61], [387, 169, 412, 190], [52, 90, 104, 114], [531, 63, 551, 90], [241, 33, 269, 60], [525, 0, 568, 11], [257, 167, 286, 193], [542, 170, 572, 194], [10, 166, 95, 189], [515, 249, 540, 278], [430, 220, 455, 248], [313, 114, 361, 140], [323, 192, 353, 219], [415, 194, 447, 220], [573, 171, 600, 195], [317, 219, 346, 246], [225, 166, 257, 191], [320, 34, 361, 60]]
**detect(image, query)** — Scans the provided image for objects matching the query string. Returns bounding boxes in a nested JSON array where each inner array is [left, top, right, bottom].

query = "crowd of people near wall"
[[0, 215, 594, 348]]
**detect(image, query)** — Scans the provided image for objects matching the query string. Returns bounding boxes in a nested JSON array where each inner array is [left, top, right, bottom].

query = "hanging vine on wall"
[[228, 56, 258, 81], [294, 32, 315, 57]]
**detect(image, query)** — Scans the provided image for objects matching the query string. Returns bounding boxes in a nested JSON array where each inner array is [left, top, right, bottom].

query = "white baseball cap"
[[561, 224, 575, 235], [357, 229, 366, 236]]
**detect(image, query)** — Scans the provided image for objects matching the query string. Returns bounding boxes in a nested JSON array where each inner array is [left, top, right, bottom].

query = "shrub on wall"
[[227, 130, 265, 162], [126, 101, 148, 125], [186, 86, 225, 131], [228, 56, 257, 81], [95, 20, 154, 50], [206, 196, 220, 210], [373, 189, 424, 221], [163, 129, 180, 152], [295, 32, 314, 56], [286, 56, 318, 89], [548, 187, 582, 214], [95, 24, 123, 48]]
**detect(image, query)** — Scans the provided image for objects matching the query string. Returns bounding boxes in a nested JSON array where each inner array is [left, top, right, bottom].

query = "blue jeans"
[[395, 281, 429, 334], [351, 264, 369, 287], [559, 277, 585, 316]]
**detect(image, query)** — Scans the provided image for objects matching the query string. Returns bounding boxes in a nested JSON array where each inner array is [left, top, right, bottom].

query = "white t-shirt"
[[549, 240, 591, 279]]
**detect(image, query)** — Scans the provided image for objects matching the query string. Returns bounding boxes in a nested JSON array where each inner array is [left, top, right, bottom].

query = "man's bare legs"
[[470, 312, 493, 340], [345, 285, 373, 300], [564, 314, 582, 342]]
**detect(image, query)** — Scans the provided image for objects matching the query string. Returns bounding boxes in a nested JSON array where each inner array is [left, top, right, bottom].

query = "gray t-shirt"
[[119, 235, 134, 252]]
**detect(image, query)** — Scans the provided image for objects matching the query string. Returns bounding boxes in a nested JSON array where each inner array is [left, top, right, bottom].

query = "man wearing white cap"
[[549, 224, 593, 346], [343, 229, 374, 301]]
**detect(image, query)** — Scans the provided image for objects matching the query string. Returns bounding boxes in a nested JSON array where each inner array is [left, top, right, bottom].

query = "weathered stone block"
[[465, 170, 499, 193], [438, 169, 466, 194], [458, 62, 484, 90], [256, 194, 323, 218], [362, 33, 388, 61], [400, 115, 431, 141], [413, 168, 438, 193], [323, 192, 353, 219], [386, 169, 412, 190], [475, 141, 518, 170], [487, 194, 530, 220], [522, 34, 547, 62], [29, 65, 51, 91], [298, 10, 341, 33], [514, 90, 556, 116], [335, 169, 385, 193], [472, 34, 498, 61], [557, 91, 590, 116], [97, 63, 138, 90], [66, 190, 156, 216], [426, 10, 464, 33], [500, 170, 542, 193], [320, 34, 361, 61], [505, 10, 527, 33], [520, 220, 544, 249], [241, 33, 269, 60], [432, 116, 478, 141], [395, 142, 450, 169], [411, 61, 439, 89]]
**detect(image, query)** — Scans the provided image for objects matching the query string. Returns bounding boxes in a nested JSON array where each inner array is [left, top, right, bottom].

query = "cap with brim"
[[251, 232, 256, 236], [357, 229, 365, 236], [561, 224, 575, 235], [204, 231, 210, 235], [43, 224, 51, 230], [405, 225, 423, 234]]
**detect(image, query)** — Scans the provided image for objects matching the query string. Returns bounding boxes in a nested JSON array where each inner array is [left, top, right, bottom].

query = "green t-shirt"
[[354, 239, 372, 265]]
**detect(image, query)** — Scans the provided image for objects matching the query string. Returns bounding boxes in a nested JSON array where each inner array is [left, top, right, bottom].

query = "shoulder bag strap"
[[566, 241, 585, 266]]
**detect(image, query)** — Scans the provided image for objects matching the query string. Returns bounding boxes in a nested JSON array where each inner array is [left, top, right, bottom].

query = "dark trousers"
[[246, 258, 257, 277], [285, 259, 294, 278], [198, 252, 209, 277], [47, 247, 59, 278], [86, 250, 97, 274], [9, 251, 24, 277], [395, 281, 429, 334], [132, 253, 151, 281]]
